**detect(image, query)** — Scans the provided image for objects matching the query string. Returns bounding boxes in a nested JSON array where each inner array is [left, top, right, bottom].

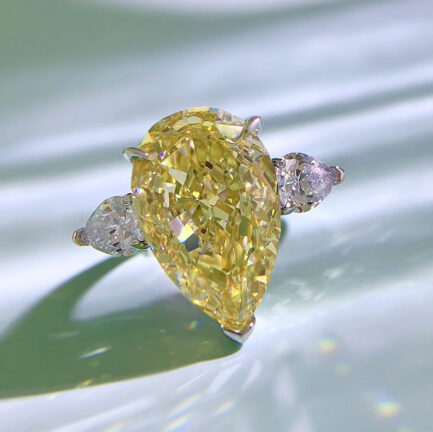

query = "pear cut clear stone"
[[85, 195, 144, 256], [275, 152, 337, 214]]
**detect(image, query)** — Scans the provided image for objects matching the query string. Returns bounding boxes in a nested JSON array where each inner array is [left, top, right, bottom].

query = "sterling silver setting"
[[73, 114, 345, 343], [222, 316, 256, 344]]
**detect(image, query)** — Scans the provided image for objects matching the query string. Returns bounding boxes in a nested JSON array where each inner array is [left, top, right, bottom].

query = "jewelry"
[[73, 107, 344, 343]]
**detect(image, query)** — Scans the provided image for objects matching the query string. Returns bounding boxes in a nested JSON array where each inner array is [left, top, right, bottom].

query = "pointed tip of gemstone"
[[222, 316, 256, 344]]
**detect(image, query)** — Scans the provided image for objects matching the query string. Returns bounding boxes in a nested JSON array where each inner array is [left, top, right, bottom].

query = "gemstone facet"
[[131, 107, 281, 332], [275, 152, 339, 214], [85, 195, 145, 256]]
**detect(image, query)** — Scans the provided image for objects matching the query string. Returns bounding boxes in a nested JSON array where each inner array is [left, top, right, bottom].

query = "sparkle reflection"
[[187, 320, 200, 330], [213, 399, 235, 417], [76, 378, 93, 388], [376, 397, 401, 418], [80, 346, 111, 359], [164, 414, 191, 432], [318, 337, 338, 354], [170, 394, 200, 416], [103, 423, 125, 432]]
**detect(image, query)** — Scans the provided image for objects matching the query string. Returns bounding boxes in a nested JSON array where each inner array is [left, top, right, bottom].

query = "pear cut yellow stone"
[[131, 107, 281, 332]]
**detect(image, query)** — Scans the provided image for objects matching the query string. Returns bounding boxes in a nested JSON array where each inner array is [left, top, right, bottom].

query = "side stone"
[[85, 195, 145, 256], [274, 152, 338, 214]]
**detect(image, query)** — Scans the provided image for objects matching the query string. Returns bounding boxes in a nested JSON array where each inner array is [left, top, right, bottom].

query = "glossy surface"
[[132, 107, 280, 331], [275, 152, 338, 213], [85, 195, 145, 256], [1, 0, 433, 431]]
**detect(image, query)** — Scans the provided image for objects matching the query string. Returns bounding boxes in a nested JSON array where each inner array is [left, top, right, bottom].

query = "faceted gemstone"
[[275, 152, 337, 214], [86, 195, 145, 256], [131, 107, 281, 332]]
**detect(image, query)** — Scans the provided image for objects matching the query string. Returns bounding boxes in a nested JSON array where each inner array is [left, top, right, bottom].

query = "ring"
[[73, 107, 345, 343]]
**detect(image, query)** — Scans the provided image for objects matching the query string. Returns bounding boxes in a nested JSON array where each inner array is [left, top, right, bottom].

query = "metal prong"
[[123, 147, 148, 163], [121, 193, 133, 206], [281, 206, 297, 216], [72, 228, 89, 246], [221, 315, 256, 344], [272, 157, 283, 168], [132, 239, 149, 250], [329, 166, 345, 185], [245, 116, 263, 134]]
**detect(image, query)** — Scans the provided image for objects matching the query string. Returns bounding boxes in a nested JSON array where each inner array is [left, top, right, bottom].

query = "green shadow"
[[0, 256, 240, 398]]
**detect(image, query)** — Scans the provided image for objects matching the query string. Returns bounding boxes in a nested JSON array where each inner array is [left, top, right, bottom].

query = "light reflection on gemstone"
[[275, 152, 338, 214], [131, 107, 281, 332], [85, 196, 145, 256]]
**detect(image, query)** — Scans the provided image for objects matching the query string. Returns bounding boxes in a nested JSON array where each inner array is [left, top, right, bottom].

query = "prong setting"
[[120, 193, 133, 206], [132, 239, 149, 250], [329, 165, 345, 185], [272, 157, 283, 170], [245, 116, 263, 134], [73, 105, 346, 344], [72, 228, 89, 246], [123, 147, 148, 163], [221, 315, 256, 344]]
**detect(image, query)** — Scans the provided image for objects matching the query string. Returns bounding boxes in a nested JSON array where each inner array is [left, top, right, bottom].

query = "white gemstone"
[[85, 195, 144, 256], [275, 153, 336, 214]]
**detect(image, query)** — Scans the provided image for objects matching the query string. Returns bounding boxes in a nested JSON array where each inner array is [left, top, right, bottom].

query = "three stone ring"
[[73, 107, 345, 343]]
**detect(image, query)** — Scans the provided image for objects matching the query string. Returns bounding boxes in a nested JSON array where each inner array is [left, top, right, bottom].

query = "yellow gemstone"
[[131, 107, 281, 332]]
